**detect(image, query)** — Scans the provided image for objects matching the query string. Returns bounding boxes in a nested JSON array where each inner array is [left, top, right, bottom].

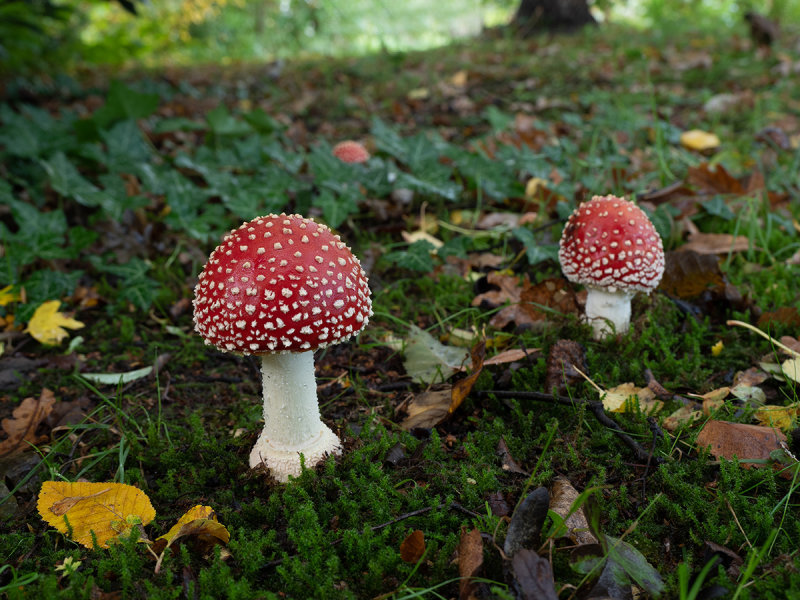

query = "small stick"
[[477, 389, 664, 465]]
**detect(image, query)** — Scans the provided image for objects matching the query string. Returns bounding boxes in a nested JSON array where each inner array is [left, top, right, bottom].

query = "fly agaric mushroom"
[[332, 140, 370, 164], [558, 195, 664, 339], [193, 214, 372, 481]]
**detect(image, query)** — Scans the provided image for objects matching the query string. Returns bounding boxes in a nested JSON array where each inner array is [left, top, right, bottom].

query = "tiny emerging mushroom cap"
[[332, 140, 370, 164], [558, 195, 664, 295], [192, 213, 373, 355]]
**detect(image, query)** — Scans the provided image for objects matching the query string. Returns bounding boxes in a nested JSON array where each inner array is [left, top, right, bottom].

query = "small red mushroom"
[[193, 214, 372, 481], [558, 195, 664, 339], [332, 140, 370, 164]]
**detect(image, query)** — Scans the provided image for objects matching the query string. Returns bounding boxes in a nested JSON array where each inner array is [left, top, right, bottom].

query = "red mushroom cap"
[[332, 140, 370, 164], [558, 195, 664, 293], [193, 214, 372, 354]]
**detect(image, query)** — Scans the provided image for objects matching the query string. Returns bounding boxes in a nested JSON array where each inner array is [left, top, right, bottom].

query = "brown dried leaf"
[[399, 388, 451, 431], [548, 477, 598, 546], [688, 163, 745, 195], [497, 437, 527, 475], [680, 233, 751, 255], [758, 307, 800, 329], [0, 389, 57, 457], [399, 530, 426, 564], [658, 250, 724, 298], [696, 420, 786, 470], [473, 274, 577, 330], [458, 527, 484, 600], [545, 339, 587, 395], [450, 342, 485, 415]]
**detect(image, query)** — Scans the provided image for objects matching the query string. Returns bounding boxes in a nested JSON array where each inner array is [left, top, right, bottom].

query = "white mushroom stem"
[[248, 351, 342, 482], [584, 287, 633, 340]]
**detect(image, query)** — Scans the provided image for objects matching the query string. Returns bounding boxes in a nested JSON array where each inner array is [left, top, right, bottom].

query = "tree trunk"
[[511, 0, 596, 36]]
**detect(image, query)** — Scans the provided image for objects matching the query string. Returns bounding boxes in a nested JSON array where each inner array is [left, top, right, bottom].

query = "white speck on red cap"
[[558, 195, 665, 294], [193, 214, 373, 354]]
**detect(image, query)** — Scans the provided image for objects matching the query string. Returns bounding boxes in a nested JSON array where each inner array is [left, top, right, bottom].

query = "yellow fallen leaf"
[[25, 300, 84, 346], [153, 505, 229, 553], [602, 382, 662, 414], [711, 340, 724, 356], [663, 405, 703, 432], [37, 481, 155, 549], [449, 70, 468, 88], [755, 404, 799, 431], [680, 129, 720, 151], [524, 177, 548, 199], [0, 285, 20, 307]]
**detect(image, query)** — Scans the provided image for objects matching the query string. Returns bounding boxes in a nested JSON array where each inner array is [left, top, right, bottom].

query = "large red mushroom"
[[193, 214, 372, 481], [558, 195, 664, 339]]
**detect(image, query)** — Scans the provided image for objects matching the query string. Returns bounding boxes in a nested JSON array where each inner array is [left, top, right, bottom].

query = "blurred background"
[[2, 0, 797, 76]]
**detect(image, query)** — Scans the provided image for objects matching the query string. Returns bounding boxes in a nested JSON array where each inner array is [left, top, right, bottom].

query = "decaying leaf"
[[504, 487, 550, 558], [662, 405, 703, 432], [472, 273, 577, 330], [695, 420, 786, 470], [457, 526, 483, 600], [688, 162, 744, 195], [544, 339, 586, 395], [450, 342, 486, 416], [659, 251, 724, 298], [399, 529, 425, 564], [549, 477, 598, 546], [153, 505, 229, 554], [399, 387, 452, 431], [0, 389, 57, 457], [402, 325, 468, 384], [679, 233, 751, 255], [37, 481, 155, 548], [754, 404, 799, 431], [24, 300, 85, 346], [600, 382, 662, 414], [510, 549, 559, 600], [497, 437, 528, 475]]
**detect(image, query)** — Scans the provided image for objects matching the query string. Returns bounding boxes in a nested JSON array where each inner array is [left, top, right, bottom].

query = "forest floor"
[[2, 20, 800, 600]]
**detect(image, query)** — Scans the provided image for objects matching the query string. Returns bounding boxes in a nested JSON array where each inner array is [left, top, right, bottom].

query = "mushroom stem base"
[[248, 351, 342, 482], [584, 287, 633, 339]]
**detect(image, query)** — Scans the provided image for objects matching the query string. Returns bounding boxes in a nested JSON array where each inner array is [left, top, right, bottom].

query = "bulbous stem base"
[[584, 287, 633, 340]]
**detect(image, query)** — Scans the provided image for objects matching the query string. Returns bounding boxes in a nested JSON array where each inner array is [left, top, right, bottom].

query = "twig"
[[477, 389, 665, 466]]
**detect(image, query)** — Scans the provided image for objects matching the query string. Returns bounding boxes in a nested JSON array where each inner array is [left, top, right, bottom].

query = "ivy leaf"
[[385, 240, 436, 272], [24, 300, 84, 346], [92, 81, 159, 130]]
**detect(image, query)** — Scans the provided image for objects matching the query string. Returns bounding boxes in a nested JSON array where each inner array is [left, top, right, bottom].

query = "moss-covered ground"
[[2, 19, 800, 600]]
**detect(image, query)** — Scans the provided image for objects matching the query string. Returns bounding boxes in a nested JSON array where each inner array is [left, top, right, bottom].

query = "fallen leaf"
[[734, 367, 770, 387], [687, 163, 744, 195], [679, 233, 751, 255], [153, 505, 230, 555], [0, 285, 21, 307], [0, 389, 57, 457], [399, 388, 452, 431], [497, 437, 527, 475], [25, 300, 84, 346], [504, 487, 550, 558], [754, 404, 799, 431], [402, 325, 468, 385], [680, 129, 721, 152], [509, 549, 558, 600], [37, 481, 155, 548], [450, 342, 485, 414], [601, 383, 662, 414], [458, 527, 483, 600], [695, 420, 786, 470], [758, 307, 800, 329], [548, 477, 598, 546], [545, 339, 586, 395], [658, 250, 724, 298], [81, 366, 154, 386], [399, 529, 425, 564], [662, 405, 703, 432]]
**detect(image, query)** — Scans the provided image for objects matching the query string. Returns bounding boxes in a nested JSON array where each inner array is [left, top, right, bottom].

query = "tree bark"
[[511, 0, 596, 36]]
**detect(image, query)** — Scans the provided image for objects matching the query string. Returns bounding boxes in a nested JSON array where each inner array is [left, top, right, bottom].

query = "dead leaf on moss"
[[688, 162, 745, 195], [458, 526, 484, 600], [545, 339, 586, 395], [663, 405, 703, 432], [679, 233, 751, 255], [472, 273, 577, 329], [695, 420, 786, 470], [754, 404, 799, 431], [37, 481, 155, 548], [0, 389, 57, 457], [399, 529, 426, 564], [399, 388, 452, 431], [659, 251, 724, 298], [758, 307, 800, 329], [549, 477, 598, 546]]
